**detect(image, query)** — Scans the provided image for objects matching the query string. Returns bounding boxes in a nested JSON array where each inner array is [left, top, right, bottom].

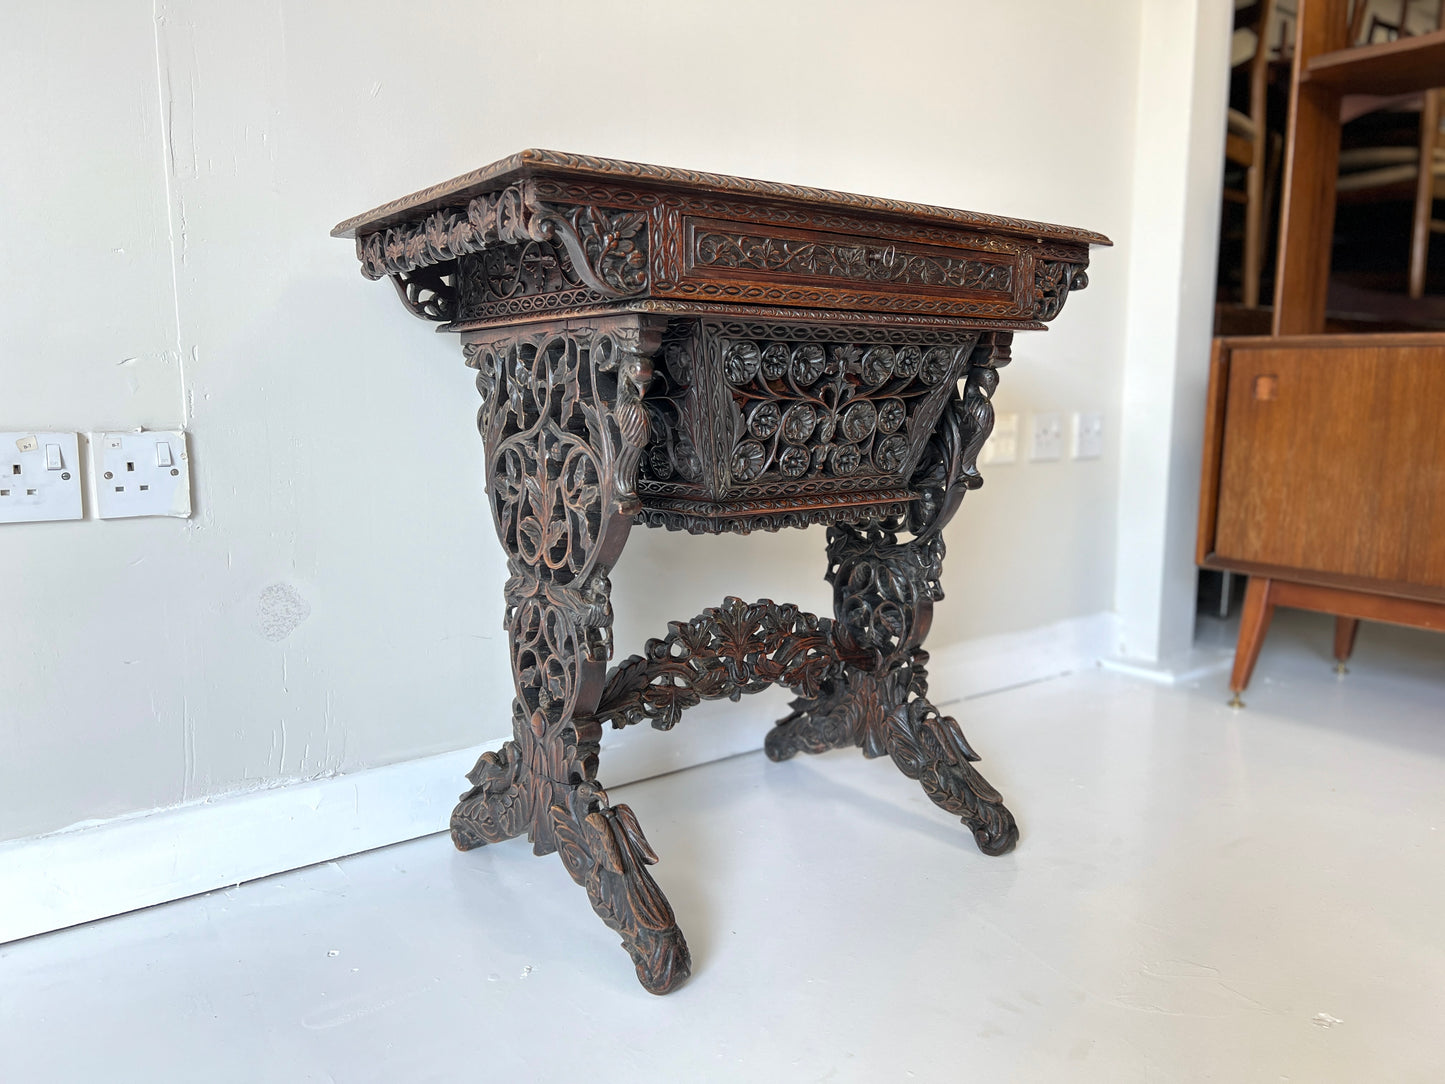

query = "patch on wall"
[[258, 583, 311, 641]]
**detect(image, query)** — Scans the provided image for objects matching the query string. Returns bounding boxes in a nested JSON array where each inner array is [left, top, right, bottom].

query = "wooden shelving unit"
[[1304, 27, 1445, 95], [1200, 0, 1445, 703]]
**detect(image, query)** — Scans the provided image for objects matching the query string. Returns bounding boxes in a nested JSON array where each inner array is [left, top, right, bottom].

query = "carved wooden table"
[[333, 150, 1107, 994]]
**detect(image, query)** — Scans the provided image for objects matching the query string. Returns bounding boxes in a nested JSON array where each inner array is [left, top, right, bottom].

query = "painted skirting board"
[[0, 744, 503, 946], [926, 611, 1118, 706], [0, 610, 1116, 946]]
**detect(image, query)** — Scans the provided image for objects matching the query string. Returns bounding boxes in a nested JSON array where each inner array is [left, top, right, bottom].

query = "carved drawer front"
[[637, 320, 978, 531], [661, 217, 1027, 318]]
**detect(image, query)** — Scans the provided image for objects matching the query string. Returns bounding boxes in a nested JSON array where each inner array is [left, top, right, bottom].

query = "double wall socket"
[[1073, 412, 1105, 459], [981, 411, 1102, 466], [0, 432, 83, 524], [90, 431, 192, 519], [979, 412, 1019, 466], [1030, 413, 1065, 461]]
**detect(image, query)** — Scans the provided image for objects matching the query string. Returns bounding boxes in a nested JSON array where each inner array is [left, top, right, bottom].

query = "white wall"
[[0, 0, 1158, 845], [1113, 0, 1232, 664]]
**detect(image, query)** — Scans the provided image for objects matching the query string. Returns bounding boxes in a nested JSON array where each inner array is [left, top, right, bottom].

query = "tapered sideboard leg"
[[1333, 616, 1360, 674], [1230, 576, 1276, 706]]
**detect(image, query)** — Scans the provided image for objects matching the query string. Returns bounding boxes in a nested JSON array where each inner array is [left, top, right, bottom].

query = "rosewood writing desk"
[[333, 150, 1108, 994]]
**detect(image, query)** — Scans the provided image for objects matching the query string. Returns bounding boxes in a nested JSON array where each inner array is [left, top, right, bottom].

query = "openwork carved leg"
[[451, 703, 690, 994], [446, 316, 690, 995], [764, 524, 1019, 855]]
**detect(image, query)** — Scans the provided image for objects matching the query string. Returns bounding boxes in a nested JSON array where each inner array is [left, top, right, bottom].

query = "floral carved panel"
[[690, 222, 1016, 295], [635, 320, 994, 533]]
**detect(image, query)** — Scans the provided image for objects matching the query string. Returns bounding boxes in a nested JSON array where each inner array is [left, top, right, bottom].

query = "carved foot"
[[768, 666, 1018, 856], [451, 740, 530, 851], [764, 690, 857, 761], [453, 743, 691, 993], [883, 699, 1019, 856], [550, 782, 691, 995]]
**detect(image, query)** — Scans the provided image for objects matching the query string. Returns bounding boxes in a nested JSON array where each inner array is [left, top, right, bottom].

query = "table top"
[[333, 151, 1109, 332], [331, 148, 1111, 247]]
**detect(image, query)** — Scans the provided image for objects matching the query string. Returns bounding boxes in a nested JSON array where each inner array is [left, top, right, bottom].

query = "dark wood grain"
[[342, 168, 1098, 328]]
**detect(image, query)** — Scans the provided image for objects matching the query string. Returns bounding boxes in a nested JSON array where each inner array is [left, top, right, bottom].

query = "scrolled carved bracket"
[[446, 315, 693, 994], [1034, 258, 1089, 321], [389, 265, 458, 322], [905, 330, 1011, 538], [358, 183, 648, 300]]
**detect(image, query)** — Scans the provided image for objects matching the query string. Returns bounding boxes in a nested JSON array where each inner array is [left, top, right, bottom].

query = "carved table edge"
[[331, 148, 1115, 248], [443, 301, 1049, 336]]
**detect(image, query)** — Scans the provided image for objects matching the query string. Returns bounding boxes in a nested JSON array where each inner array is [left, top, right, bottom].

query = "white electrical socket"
[[1029, 413, 1064, 461], [979, 412, 1019, 466], [89, 430, 192, 519], [1072, 412, 1105, 459], [0, 432, 83, 524]]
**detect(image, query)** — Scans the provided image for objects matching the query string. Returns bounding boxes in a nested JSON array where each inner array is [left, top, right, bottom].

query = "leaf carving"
[[612, 804, 659, 865], [590, 598, 848, 732], [585, 810, 625, 874]]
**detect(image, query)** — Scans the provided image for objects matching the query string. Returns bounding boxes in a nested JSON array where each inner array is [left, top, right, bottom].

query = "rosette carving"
[[635, 322, 980, 533]]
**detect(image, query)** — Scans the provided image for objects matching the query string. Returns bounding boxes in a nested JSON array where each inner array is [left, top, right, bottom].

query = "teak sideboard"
[[1198, 333, 1445, 699]]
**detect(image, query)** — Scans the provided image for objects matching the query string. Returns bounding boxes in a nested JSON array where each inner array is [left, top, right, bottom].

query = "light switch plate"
[[979, 412, 1019, 465], [1072, 411, 1105, 459], [0, 432, 83, 524], [1030, 412, 1064, 461], [89, 430, 192, 519]]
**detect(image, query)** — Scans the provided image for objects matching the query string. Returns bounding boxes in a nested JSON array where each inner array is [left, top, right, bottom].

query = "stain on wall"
[[258, 583, 312, 642]]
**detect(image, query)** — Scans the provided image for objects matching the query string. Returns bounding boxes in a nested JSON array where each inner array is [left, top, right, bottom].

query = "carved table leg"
[[765, 523, 1019, 855], [447, 317, 690, 994], [452, 702, 691, 994]]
